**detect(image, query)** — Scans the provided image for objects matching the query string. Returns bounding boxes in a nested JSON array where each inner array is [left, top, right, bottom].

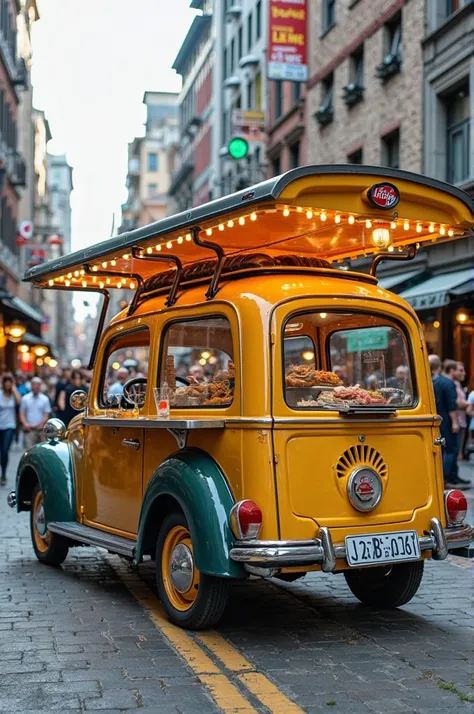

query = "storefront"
[[0, 292, 54, 374]]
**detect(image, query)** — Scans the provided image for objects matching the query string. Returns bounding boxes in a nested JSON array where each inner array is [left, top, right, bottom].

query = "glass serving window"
[[283, 312, 414, 410], [160, 317, 235, 408], [100, 329, 150, 409]]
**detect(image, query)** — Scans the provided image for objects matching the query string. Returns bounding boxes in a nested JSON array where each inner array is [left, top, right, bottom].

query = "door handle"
[[122, 439, 140, 450]]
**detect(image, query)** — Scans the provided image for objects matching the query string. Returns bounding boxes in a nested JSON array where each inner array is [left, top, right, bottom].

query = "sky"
[[31, 0, 196, 253]]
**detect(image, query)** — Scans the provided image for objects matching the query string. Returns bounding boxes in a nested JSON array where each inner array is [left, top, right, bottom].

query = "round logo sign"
[[367, 183, 400, 210], [19, 220, 34, 239], [347, 467, 383, 512]]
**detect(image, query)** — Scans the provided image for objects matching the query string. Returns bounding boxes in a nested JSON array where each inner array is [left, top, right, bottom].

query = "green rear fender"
[[137, 448, 245, 579], [16, 441, 76, 523]]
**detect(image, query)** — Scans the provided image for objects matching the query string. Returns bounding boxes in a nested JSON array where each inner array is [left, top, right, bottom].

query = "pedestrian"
[[54, 367, 71, 420], [453, 361, 469, 461], [15, 370, 30, 396], [0, 373, 21, 486], [108, 367, 129, 398], [466, 383, 474, 460], [19, 377, 52, 449], [444, 359, 471, 486], [428, 355, 468, 489], [57, 369, 88, 426]]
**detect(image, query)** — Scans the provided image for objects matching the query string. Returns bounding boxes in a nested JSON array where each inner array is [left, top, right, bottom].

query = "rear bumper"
[[229, 519, 474, 575]]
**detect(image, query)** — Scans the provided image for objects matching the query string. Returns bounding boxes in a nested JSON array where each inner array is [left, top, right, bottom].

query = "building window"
[[274, 80, 283, 120], [247, 11, 253, 52], [315, 73, 333, 126], [446, 84, 470, 184], [223, 48, 228, 79], [322, 0, 336, 33], [292, 81, 301, 103], [376, 13, 402, 80], [347, 148, 363, 164], [446, 0, 461, 16], [247, 80, 253, 109], [255, 72, 262, 110], [290, 142, 300, 169], [271, 155, 281, 176], [147, 183, 158, 196], [238, 26, 243, 60], [382, 129, 400, 169], [344, 45, 364, 107], [147, 152, 158, 171], [256, 0, 262, 40]]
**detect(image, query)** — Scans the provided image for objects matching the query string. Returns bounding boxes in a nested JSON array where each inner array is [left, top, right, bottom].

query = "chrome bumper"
[[7, 491, 16, 508], [229, 519, 474, 575]]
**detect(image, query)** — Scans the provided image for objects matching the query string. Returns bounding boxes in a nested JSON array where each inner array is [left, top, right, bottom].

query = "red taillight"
[[230, 500, 262, 540], [445, 490, 468, 525]]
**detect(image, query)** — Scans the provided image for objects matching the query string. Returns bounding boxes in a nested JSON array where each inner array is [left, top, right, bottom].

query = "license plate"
[[345, 530, 421, 566]]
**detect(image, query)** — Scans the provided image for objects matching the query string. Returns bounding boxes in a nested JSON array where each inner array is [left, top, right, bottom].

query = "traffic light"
[[228, 137, 249, 160]]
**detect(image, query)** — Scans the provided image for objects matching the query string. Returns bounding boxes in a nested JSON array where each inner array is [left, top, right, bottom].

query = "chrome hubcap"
[[169, 543, 194, 593], [35, 503, 47, 537]]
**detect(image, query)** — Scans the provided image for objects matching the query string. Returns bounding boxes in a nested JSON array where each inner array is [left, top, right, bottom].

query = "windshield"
[[284, 312, 414, 410]]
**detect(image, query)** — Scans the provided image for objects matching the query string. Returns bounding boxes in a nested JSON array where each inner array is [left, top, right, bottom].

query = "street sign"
[[19, 220, 34, 239], [268, 0, 308, 82], [347, 329, 389, 353], [231, 109, 266, 144], [228, 137, 249, 160]]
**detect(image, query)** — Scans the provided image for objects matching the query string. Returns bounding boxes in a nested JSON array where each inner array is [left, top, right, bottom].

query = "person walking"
[[57, 369, 88, 426], [19, 377, 51, 449], [444, 359, 471, 486], [428, 355, 467, 490], [453, 361, 469, 462], [0, 373, 21, 486], [54, 367, 71, 421]]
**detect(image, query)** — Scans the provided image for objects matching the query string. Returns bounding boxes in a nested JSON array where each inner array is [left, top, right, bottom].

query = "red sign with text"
[[268, 0, 308, 82]]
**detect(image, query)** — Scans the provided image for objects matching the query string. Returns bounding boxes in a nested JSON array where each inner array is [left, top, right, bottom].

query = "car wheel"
[[30, 484, 69, 566], [344, 560, 424, 608], [156, 511, 229, 630]]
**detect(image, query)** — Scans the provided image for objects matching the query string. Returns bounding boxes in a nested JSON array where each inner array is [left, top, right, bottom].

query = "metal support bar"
[[131, 247, 183, 308], [370, 245, 417, 277], [41, 284, 110, 370], [191, 226, 225, 299]]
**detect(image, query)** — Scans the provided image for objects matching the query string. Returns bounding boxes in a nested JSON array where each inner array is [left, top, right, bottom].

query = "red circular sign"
[[367, 182, 400, 210]]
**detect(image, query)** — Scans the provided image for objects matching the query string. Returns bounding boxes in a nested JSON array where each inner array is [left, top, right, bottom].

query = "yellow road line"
[[197, 631, 304, 713], [200, 674, 258, 712]]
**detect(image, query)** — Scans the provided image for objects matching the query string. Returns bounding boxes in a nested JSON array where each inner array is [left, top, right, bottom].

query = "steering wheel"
[[122, 377, 148, 408], [175, 376, 190, 386]]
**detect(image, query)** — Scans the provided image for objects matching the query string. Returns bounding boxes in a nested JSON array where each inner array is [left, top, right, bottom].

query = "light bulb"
[[403, 220, 409, 231], [117, 282, 122, 289], [448, 229, 454, 237], [218, 223, 225, 231], [390, 221, 397, 229], [99, 281, 104, 289], [365, 219, 372, 228], [372, 228, 391, 249], [74, 270, 79, 277], [156, 244, 162, 251], [177, 236, 183, 244], [147, 247, 153, 254], [283, 208, 290, 217], [239, 217, 245, 225], [306, 210, 313, 219], [348, 215, 355, 225], [334, 214, 341, 224], [296, 206, 303, 213], [416, 224, 422, 233], [65, 280, 70, 286], [388, 245, 394, 253], [227, 220, 234, 228], [48, 280, 54, 286], [186, 233, 192, 241], [110, 260, 116, 267], [428, 224, 435, 233], [166, 241, 172, 248], [122, 254, 130, 260], [130, 281, 136, 290], [82, 280, 87, 287], [206, 228, 213, 236], [320, 211, 327, 222], [67, 273, 72, 279], [440, 226, 446, 235], [102, 262, 108, 268], [250, 212, 257, 221]]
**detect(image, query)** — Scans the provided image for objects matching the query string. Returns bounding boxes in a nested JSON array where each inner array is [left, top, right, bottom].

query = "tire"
[[156, 511, 229, 630], [30, 484, 70, 566], [344, 560, 424, 608]]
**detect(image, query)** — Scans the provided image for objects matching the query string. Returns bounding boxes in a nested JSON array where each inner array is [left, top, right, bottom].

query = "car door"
[[82, 323, 151, 536]]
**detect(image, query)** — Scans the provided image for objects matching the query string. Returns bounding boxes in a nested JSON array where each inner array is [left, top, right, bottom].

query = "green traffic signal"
[[228, 137, 249, 160]]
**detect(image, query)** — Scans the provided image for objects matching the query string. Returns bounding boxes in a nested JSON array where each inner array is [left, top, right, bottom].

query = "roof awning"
[[400, 268, 474, 310], [378, 269, 424, 291]]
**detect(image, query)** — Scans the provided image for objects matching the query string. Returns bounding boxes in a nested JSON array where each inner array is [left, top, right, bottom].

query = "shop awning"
[[400, 268, 474, 310], [1, 295, 43, 324], [378, 270, 425, 291]]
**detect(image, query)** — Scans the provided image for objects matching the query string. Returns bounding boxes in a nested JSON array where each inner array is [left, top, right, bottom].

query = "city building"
[[121, 91, 179, 232], [169, 0, 267, 211]]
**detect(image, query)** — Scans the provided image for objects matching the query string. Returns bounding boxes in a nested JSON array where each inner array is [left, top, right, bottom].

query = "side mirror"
[[70, 390, 88, 411], [44, 418, 66, 442]]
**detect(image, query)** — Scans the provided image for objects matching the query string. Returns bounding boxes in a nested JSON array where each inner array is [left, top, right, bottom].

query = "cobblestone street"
[[0, 444, 473, 714]]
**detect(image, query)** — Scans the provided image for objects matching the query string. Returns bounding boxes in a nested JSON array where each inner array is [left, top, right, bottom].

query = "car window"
[[160, 317, 235, 408], [283, 312, 414, 410], [100, 328, 150, 409]]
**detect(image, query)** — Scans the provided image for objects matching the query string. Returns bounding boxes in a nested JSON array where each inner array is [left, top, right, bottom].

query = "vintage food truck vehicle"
[[7, 166, 474, 629]]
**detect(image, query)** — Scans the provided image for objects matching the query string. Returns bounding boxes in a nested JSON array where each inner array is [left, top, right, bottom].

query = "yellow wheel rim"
[[32, 489, 50, 553], [161, 524, 200, 612]]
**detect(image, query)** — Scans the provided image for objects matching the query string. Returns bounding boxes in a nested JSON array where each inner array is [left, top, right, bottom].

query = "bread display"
[[285, 365, 343, 388], [297, 384, 388, 408]]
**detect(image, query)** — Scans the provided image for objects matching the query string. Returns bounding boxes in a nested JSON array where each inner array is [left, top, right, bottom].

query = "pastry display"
[[285, 365, 343, 388], [169, 378, 233, 407], [297, 384, 388, 408]]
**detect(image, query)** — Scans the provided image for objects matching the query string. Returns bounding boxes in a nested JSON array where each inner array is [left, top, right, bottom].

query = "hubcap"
[[35, 503, 47, 537], [170, 543, 194, 593]]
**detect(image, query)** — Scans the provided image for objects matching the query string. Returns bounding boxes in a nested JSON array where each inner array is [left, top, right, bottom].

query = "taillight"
[[230, 500, 262, 540], [445, 490, 468, 525]]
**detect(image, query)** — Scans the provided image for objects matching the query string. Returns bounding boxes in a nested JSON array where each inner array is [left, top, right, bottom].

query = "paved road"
[[0, 444, 473, 714]]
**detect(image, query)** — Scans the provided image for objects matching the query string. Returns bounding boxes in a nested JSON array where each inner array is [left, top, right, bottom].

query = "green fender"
[[16, 441, 76, 523], [137, 448, 245, 579]]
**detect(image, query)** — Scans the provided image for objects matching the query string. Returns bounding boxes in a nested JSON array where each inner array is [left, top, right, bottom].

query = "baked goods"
[[285, 365, 342, 388], [297, 384, 388, 408], [165, 355, 176, 388]]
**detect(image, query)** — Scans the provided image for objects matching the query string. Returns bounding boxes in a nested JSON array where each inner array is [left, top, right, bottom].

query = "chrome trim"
[[347, 467, 382, 512], [48, 522, 136, 558], [7, 491, 16, 508], [224, 418, 273, 425], [230, 522, 474, 567], [434, 436, 446, 447], [122, 438, 140, 450], [444, 489, 468, 526], [44, 418, 66, 442], [83, 417, 225, 429], [273, 416, 441, 425], [229, 500, 262, 541], [244, 565, 276, 578]]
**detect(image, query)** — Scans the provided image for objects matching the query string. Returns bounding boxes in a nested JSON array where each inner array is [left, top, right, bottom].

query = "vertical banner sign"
[[268, 0, 308, 82]]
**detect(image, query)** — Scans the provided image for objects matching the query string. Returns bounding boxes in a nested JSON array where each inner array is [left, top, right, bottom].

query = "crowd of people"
[[0, 368, 89, 487], [429, 356, 473, 490]]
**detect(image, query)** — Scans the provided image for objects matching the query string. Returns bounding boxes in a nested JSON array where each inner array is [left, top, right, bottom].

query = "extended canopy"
[[24, 165, 474, 292]]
